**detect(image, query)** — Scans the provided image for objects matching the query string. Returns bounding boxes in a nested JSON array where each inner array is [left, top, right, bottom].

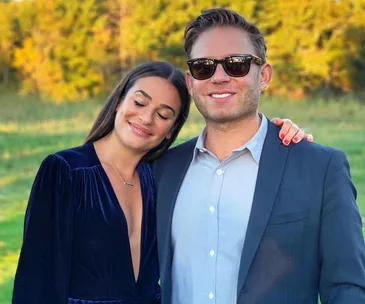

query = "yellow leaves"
[[299, 49, 330, 78], [13, 37, 65, 101], [2, 0, 365, 101], [9, 0, 112, 103], [256, 0, 365, 96], [13, 38, 38, 74], [0, 2, 18, 69]]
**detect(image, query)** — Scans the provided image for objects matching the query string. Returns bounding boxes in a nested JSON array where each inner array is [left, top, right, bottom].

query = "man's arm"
[[319, 149, 365, 303]]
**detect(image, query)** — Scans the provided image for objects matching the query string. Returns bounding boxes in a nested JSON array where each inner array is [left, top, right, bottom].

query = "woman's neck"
[[93, 132, 144, 179]]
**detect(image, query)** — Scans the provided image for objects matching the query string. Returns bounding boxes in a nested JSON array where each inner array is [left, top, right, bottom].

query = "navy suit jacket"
[[153, 119, 365, 304]]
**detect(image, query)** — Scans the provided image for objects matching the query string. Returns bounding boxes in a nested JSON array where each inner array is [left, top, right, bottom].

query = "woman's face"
[[113, 76, 181, 155]]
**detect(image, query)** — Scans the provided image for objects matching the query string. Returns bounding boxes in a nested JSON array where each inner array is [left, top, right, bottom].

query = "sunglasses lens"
[[225, 56, 251, 77], [189, 59, 215, 80], [188, 56, 255, 80]]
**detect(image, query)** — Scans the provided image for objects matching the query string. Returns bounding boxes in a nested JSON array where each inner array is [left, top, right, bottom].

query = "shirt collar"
[[192, 114, 268, 164], [234, 114, 268, 164], [192, 127, 208, 162]]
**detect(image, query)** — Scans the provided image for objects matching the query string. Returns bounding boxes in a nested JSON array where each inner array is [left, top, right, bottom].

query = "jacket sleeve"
[[12, 154, 74, 304], [319, 149, 365, 303]]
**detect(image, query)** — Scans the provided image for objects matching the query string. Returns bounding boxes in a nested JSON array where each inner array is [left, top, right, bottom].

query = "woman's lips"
[[129, 122, 152, 137]]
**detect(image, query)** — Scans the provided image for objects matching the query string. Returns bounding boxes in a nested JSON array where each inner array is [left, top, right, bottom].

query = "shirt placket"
[[205, 163, 225, 303]]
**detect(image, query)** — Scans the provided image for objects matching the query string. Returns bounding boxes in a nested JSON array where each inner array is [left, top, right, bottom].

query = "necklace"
[[104, 161, 135, 187]]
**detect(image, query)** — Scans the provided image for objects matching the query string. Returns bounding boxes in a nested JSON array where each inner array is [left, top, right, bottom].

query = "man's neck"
[[204, 114, 262, 162]]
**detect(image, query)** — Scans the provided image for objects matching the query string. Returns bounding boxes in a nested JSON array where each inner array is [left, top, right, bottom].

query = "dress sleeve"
[[12, 154, 74, 304]]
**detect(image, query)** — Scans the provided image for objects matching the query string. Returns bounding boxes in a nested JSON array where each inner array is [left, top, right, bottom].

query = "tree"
[[13, 0, 113, 102], [120, 0, 257, 69], [0, 2, 15, 83]]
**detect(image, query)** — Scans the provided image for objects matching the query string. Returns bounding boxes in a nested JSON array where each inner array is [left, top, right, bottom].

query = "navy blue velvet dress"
[[12, 143, 160, 304]]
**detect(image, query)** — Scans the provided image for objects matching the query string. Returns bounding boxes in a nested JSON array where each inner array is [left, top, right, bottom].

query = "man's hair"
[[184, 8, 267, 63]]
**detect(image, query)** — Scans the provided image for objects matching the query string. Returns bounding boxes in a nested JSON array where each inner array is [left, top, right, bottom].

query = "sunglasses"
[[187, 54, 263, 80]]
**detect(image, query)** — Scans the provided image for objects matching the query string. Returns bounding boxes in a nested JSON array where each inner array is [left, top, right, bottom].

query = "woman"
[[12, 61, 309, 304]]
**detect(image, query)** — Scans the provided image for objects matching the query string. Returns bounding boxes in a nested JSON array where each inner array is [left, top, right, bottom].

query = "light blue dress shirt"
[[171, 115, 268, 304]]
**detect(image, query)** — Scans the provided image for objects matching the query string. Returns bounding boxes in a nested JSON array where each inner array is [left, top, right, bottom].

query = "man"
[[153, 8, 365, 304]]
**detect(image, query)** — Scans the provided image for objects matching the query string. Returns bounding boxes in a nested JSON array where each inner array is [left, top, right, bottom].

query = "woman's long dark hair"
[[85, 61, 190, 161]]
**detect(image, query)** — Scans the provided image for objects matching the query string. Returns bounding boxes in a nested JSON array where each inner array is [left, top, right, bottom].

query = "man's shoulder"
[[290, 139, 344, 156], [285, 138, 348, 168], [265, 120, 346, 163]]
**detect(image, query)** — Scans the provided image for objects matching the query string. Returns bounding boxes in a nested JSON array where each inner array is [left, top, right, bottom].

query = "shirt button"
[[216, 169, 223, 175], [210, 250, 215, 256], [209, 206, 215, 213], [209, 292, 214, 299], [199, 149, 205, 153]]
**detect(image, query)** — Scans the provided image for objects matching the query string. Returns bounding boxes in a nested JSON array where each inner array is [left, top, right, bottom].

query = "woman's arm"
[[12, 154, 74, 304]]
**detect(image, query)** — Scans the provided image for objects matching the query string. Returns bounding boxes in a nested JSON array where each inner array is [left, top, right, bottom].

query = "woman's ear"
[[115, 103, 121, 112], [166, 129, 173, 140], [166, 123, 177, 140]]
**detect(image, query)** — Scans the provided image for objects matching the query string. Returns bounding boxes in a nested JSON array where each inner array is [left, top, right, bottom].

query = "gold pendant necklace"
[[103, 160, 135, 187]]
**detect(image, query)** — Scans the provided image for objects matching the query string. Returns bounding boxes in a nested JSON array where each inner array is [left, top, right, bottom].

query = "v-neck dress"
[[12, 143, 160, 304]]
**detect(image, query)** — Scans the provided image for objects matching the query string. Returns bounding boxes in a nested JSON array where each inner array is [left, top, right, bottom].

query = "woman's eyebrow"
[[134, 90, 152, 100], [160, 104, 176, 116]]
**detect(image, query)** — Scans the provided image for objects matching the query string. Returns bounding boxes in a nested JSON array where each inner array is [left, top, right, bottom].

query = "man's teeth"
[[211, 93, 232, 99]]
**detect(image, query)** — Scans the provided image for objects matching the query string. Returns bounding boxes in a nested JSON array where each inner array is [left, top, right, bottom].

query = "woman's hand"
[[271, 117, 313, 146]]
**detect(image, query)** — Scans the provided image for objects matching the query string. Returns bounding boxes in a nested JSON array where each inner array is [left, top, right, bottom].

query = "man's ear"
[[260, 63, 273, 91], [185, 71, 194, 96]]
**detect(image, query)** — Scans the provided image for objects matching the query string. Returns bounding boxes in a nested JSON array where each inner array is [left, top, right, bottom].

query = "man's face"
[[186, 26, 269, 124]]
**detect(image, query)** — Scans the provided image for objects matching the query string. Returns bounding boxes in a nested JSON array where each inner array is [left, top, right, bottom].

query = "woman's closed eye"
[[158, 113, 168, 120], [134, 98, 173, 120], [134, 100, 145, 107]]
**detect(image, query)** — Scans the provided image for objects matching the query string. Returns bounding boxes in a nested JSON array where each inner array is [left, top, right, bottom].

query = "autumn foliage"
[[1, 0, 365, 102]]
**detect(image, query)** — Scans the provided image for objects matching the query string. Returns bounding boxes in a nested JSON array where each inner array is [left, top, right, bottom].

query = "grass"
[[0, 91, 364, 303]]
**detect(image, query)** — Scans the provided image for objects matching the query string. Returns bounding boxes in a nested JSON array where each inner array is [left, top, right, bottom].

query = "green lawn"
[[0, 92, 364, 303]]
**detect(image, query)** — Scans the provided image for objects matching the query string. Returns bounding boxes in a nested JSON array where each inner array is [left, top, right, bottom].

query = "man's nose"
[[211, 63, 230, 83]]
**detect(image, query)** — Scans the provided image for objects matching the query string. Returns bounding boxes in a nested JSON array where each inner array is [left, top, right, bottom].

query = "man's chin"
[[205, 111, 258, 125], [206, 114, 240, 124]]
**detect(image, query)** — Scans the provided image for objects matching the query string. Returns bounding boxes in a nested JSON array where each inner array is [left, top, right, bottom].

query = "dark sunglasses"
[[187, 54, 263, 80]]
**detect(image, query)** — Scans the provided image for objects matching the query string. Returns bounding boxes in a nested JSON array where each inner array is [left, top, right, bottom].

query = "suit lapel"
[[156, 138, 197, 283], [237, 120, 289, 294]]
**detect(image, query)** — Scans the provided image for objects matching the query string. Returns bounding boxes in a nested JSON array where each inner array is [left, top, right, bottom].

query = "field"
[[0, 91, 364, 303]]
